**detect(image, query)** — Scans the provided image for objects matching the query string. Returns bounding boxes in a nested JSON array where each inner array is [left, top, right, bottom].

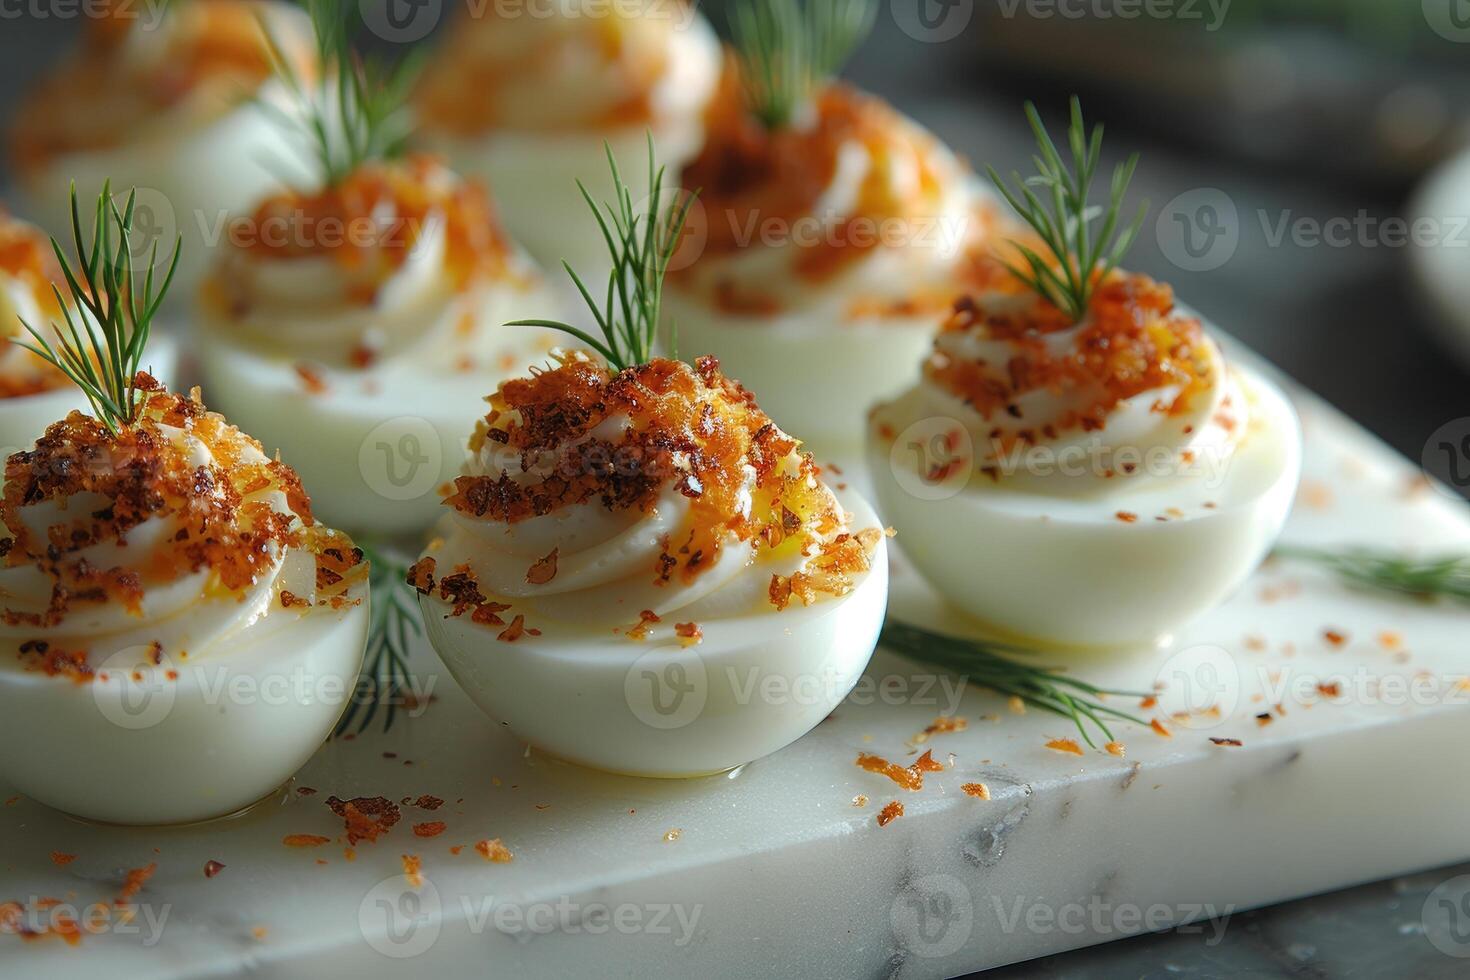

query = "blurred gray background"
[[2, 3, 1469, 977]]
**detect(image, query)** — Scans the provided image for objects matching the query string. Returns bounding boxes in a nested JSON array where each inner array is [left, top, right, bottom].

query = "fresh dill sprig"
[[1274, 546, 1470, 603], [729, 0, 877, 129], [260, 0, 422, 188], [507, 135, 696, 372], [14, 181, 180, 435], [880, 619, 1148, 748], [987, 97, 1148, 324], [336, 544, 422, 736]]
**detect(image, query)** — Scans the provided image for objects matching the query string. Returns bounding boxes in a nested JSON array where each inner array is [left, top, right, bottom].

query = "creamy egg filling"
[[199, 158, 544, 373], [416, 354, 882, 637], [0, 384, 364, 677], [669, 85, 989, 321], [416, 0, 717, 136]]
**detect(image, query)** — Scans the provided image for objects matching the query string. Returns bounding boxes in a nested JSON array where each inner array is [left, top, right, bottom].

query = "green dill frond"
[[13, 181, 180, 434], [1275, 546, 1470, 603], [729, 0, 877, 130], [987, 97, 1148, 323], [335, 544, 422, 736], [508, 134, 697, 372], [880, 619, 1148, 748], [259, 0, 423, 188]]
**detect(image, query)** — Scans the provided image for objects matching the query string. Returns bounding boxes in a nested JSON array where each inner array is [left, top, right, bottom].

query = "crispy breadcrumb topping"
[[222, 155, 512, 298], [679, 78, 957, 291], [926, 271, 1213, 440], [0, 376, 363, 628], [447, 354, 876, 595]]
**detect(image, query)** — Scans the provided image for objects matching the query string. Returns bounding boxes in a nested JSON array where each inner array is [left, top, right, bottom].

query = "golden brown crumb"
[[283, 834, 331, 848], [525, 548, 558, 585], [401, 854, 423, 889], [326, 796, 401, 845], [855, 749, 944, 791], [960, 782, 990, 799], [474, 839, 513, 863], [877, 801, 904, 827], [1045, 737, 1083, 756]]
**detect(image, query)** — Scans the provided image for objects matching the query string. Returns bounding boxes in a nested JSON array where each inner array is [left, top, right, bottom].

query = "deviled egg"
[[7, 0, 316, 297], [197, 5, 558, 534], [0, 187, 368, 826], [869, 271, 1299, 649], [663, 2, 997, 447], [871, 101, 1300, 650], [0, 208, 175, 456], [415, 353, 887, 776], [413, 144, 888, 777], [414, 0, 722, 281], [197, 154, 558, 534]]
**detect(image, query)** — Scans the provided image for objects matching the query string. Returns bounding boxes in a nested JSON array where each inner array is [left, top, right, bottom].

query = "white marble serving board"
[[2, 367, 1469, 980]]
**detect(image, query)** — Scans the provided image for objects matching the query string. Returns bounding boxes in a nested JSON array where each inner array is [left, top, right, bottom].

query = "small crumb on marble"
[[1209, 737, 1243, 747], [282, 834, 331, 848], [1045, 737, 1083, 756], [401, 854, 423, 889], [1008, 696, 1026, 715], [475, 839, 513, 863], [961, 782, 990, 800], [1150, 719, 1171, 738], [1105, 741, 1125, 758], [851, 794, 868, 807], [914, 715, 968, 743], [662, 828, 682, 843], [413, 822, 447, 838], [204, 860, 225, 879], [49, 852, 76, 867], [877, 801, 904, 827]]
